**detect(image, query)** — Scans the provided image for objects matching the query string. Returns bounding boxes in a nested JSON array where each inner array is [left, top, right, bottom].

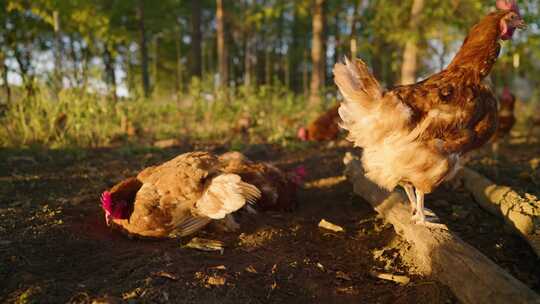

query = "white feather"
[[195, 174, 261, 219]]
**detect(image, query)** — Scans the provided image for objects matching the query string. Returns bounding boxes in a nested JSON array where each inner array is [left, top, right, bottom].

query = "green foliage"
[[0, 82, 316, 149], [2, 0, 540, 149]]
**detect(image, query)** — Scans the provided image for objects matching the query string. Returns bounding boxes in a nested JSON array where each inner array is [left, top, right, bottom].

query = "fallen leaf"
[[318, 219, 344, 232], [369, 270, 410, 285], [209, 265, 227, 270], [245, 265, 258, 274], [152, 271, 178, 281], [184, 238, 224, 253]]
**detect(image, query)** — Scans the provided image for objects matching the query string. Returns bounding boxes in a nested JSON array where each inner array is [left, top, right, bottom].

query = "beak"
[[516, 18, 527, 29], [105, 214, 112, 226]]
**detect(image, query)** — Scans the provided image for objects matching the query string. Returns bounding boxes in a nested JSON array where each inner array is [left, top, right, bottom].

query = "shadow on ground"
[[9, 141, 540, 302]]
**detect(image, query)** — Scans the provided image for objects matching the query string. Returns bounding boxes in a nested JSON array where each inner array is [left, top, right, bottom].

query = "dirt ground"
[[0, 139, 538, 303]]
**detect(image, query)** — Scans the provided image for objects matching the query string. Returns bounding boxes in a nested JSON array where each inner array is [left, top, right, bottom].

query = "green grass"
[[0, 81, 331, 149]]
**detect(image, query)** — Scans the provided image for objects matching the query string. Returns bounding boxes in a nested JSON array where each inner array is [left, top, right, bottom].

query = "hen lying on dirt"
[[297, 104, 341, 141], [334, 0, 525, 226], [100, 151, 261, 238], [219, 151, 306, 212]]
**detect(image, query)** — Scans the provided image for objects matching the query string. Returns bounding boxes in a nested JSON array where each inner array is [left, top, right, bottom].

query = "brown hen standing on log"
[[100, 152, 261, 238], [334, 0, 526, 226], [297, 104, 341, 141]]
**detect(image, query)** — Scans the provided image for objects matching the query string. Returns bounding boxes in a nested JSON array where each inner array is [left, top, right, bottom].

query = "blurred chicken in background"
[[492, 87, 516, 155], [297, 104, 341, 142]]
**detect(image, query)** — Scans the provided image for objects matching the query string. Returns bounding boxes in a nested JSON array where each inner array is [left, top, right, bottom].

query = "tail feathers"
[[345, 57, 382, 100], [333, 57, 382, 107], [195, 174, 261, 219], [334, 57, 414, 148]]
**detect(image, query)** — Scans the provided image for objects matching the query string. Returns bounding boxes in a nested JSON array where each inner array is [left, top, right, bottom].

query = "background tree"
[[0, 0, 537, 105], [400, 0, 424, 85], [309, 0, 325, 106], [190, 0, 202, 79], [216, 0, 228, 88]]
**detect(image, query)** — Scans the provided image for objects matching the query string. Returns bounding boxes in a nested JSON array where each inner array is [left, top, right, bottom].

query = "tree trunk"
[[216, 0, 228, 88], [244, 31, 255, 87], [125, 47, 136, 95], [68, 36, 81, 88], [277, 0, 285, 85], [302, 49, 309, 97], [243, 0, 254, 87], [400, 0, 424, 85], [152, 35, 159, 93], [81, 45, 91, 90], [333, 5, 341, 66], [103, 44, 118, 101], [175, 25, 183, 101], [14, 47, 35, 96], [265, 49, 272, 85], [309, 0, 325, 106], [190, 0, 202, 79], [137, 0, 151, 97], [348, 0, 360, 57], [53, 10, 62, 93], [284, 55, 290, 89], [1, 51, 10, 104]]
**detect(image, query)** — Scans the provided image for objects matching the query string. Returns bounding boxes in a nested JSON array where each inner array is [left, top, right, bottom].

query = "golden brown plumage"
[[334, 2, 525, 225], [298, 105, 341, 141], [218, 152, 301, 212], [101, 152, 261, 238]]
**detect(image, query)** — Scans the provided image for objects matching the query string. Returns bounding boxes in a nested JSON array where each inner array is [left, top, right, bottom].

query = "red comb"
[[101, 191, 112, 212], [496, 0, 520, 15], [295, 165, 307, 178]]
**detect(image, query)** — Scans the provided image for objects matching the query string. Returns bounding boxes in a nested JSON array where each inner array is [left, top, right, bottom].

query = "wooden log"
[[343, 153, 540, 304], [460, 167, 540, 257]]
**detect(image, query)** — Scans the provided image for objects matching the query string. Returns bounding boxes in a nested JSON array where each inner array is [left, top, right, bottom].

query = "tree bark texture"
[[400, 0, 424, 85], [309, 0, 325, 106]]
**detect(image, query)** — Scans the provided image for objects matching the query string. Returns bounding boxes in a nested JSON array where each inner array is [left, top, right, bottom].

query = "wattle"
[[501, 27, 515, 40]]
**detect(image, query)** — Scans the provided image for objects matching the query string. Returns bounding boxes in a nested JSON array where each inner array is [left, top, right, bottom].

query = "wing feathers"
[[173, 216, 212, 237], [194, 174, 261, 219]]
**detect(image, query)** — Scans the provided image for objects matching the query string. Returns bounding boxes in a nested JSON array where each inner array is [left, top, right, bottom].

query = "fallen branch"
[[460, 167, 540, 257], [343, 153, 540, 304]]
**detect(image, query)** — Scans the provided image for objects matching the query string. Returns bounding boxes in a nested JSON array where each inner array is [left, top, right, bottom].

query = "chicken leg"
[[403, 184, 436, 219], [412, 188, 446, 228], [402, 184, 417, 214]]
